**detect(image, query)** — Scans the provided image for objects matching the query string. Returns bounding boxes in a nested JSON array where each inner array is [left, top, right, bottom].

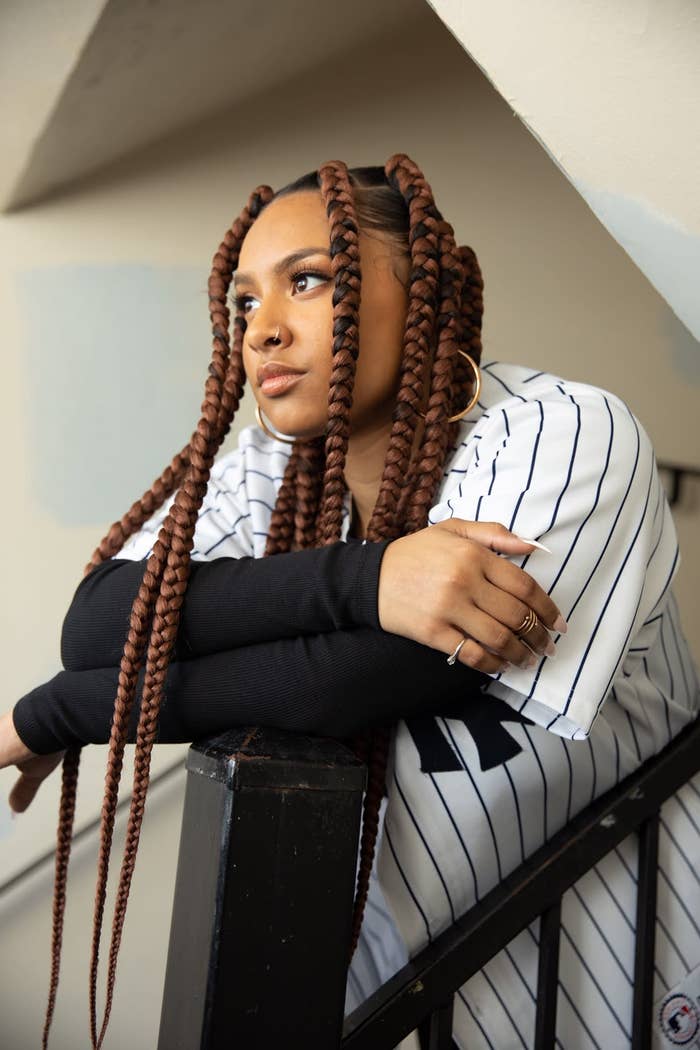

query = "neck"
[[344, 413, 426, 539]]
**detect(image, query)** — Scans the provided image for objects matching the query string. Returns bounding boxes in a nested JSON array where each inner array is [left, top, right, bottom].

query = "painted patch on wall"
[[573, 183, 700, 349], [16, 264, 250, 525]]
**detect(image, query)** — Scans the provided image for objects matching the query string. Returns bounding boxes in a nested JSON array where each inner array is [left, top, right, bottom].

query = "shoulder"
[[474, 360, 641, 422], [452, 360, 651, 464], [435, 359, 660, 535]]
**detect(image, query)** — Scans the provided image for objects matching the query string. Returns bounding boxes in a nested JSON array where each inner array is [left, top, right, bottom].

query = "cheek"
[[357, 295, 405, 379], [241, 342, 256, 381], [353, 338, 402, 405]]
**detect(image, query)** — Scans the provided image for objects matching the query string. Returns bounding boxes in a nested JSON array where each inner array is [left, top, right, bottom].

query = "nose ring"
[[273, 326, 280, 341]]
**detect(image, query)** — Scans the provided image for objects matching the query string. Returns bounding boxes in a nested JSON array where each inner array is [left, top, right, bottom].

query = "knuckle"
[[445, 565, 464, 588], [434, 579, 457, 612], [491, 625, 511, 652], [520, 574, 537, 602], [423, 617, 443, 643], [465, 646, 489, 671]]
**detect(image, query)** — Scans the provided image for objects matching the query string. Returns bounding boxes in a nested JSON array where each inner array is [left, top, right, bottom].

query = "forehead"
[[238, 191, 328, 269]]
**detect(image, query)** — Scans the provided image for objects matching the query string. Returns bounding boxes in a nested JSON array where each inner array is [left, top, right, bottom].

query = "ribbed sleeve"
[[13, 626, 484, 754], [60, 538, 392, 670]]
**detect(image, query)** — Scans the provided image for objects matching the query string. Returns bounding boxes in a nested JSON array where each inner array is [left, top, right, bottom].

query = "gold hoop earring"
[[417, 350, 482, 423], [255, 403, 297, 445]]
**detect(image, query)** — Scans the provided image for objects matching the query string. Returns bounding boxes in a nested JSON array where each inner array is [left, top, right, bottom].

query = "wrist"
[[1, 711, 37, 766]]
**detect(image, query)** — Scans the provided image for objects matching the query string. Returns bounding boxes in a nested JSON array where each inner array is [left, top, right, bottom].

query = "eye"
[[235, 294, 259, 315], [290, 269, 328, 294], [232, 269, 329, 316]]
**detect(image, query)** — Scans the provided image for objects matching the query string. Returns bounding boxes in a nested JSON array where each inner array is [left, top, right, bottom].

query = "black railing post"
[[158, 726, 366, 1050]]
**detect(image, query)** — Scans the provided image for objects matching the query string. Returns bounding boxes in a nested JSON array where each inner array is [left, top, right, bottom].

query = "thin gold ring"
[[516, 609, 539, 637]]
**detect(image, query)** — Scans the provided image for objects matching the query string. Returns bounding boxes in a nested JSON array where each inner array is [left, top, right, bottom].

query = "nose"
[[245, 303, 290, 355]]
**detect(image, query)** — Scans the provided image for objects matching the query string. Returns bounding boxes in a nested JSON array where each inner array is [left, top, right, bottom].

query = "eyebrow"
[[233, 247, 331, 289]]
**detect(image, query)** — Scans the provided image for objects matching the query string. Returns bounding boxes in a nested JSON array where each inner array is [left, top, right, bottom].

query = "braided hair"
[[41, 153, 484, 1048]]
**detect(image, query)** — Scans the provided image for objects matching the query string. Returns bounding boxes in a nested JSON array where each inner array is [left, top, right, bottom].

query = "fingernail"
[[514, 535, 552, 553], [544, 639, 557, 658], [552, 615, 568, 634], [521, 654, 538, 669]]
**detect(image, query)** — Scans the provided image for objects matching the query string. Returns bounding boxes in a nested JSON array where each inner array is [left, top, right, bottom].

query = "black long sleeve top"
[[12, 538, 484, 755]]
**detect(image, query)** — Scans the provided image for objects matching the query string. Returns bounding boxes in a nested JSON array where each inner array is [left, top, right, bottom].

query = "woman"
[[1, 155, 698, 1049]]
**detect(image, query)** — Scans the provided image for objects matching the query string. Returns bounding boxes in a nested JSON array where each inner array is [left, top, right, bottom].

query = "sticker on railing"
[[655, 963, 700, 1048]]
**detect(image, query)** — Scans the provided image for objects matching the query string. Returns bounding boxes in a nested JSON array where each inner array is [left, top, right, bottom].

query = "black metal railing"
[[158, 715, 700, 1050], [657, 460, 700, 508]]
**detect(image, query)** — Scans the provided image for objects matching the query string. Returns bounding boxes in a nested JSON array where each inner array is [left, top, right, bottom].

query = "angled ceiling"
[[428, 0, 700, 341], [4, 0, 698, 344], [2, 0, 426, 211]]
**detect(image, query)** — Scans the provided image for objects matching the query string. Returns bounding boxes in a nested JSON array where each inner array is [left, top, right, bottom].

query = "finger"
[[9, 773, 41, 814], [485, 557, 566, 633], [440, 630, 509, 676], [437, 519, 550, 556], [459, 607, 541, 668], [473, 586, 557, 659]]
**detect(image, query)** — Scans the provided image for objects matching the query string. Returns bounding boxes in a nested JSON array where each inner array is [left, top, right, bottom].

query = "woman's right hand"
[[377, 519, 567, 674], [0, 711, 66, 814]]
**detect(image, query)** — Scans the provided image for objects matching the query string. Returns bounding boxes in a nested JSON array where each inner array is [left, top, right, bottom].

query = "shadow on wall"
[[16, 264, 228, 526], [658, 306, 700, 387]]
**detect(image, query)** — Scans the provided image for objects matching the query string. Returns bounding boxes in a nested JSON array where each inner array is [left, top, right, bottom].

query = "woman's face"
[[235, 190, 410, 442]]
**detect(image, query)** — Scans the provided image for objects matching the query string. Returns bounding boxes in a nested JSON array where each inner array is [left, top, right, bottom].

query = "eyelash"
[[233, 268, 329, 313]]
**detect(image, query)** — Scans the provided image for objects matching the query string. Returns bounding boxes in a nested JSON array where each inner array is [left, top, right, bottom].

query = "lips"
[[257, 362, 306, 386]]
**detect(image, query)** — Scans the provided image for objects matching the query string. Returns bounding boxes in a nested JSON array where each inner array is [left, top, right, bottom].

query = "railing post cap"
[[186, 725, 368, 792]]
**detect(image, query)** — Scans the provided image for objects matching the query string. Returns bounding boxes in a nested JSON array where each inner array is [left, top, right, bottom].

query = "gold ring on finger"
[[516, 608, 539, 637]]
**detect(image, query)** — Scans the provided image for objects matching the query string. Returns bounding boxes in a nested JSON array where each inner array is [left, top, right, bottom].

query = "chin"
[[266, 411, 326, 442]]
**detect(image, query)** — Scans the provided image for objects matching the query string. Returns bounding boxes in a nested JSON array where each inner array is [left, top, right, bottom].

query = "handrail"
[[342, 714, 700, 1049], [657, 459, 700, 507], [158, 716, 700, 1049]]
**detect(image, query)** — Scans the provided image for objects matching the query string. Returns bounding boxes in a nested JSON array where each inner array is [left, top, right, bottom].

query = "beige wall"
[[429, 0, 700, 341], [1, 8, 698, 1047]]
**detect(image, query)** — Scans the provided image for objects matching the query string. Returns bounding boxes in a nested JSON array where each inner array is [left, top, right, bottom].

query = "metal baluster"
[[631, 811, 660, 1049], [534, 898, 562, 1049], [417, 996, 456, 1050]]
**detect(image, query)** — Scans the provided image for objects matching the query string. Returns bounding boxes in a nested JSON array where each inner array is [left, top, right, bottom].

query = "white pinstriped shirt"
[[118, 357, 697, 745], [116, 360, 699, 1047]]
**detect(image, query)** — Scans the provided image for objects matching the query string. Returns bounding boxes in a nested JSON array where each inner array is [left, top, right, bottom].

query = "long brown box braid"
[[41, 154, 483, 1048]]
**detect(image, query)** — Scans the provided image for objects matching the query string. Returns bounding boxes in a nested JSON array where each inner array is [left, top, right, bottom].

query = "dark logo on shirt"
[[404, 693, 534, 774]]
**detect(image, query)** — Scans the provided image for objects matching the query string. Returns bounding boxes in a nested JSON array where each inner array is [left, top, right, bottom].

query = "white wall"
[[1, 7, 698, 1047], [0, 762, 187, 1049]]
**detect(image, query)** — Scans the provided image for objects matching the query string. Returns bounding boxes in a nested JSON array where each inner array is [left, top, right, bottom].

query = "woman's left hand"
[[0, 711, 66, 814]]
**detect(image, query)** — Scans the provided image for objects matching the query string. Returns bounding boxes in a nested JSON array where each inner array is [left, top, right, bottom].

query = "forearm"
[[15, 626, 484, 754], [60, 538, 392, 670]]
